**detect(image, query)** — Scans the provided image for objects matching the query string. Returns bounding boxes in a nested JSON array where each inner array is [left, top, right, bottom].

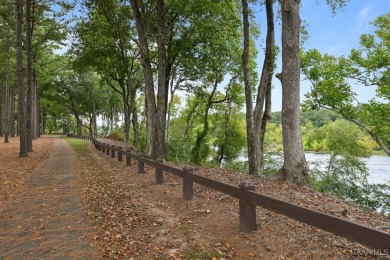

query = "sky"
[[253, 0, 390, 112]]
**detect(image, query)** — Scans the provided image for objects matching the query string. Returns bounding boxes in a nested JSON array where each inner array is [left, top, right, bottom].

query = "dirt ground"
[[0, 136, 99, 259], [0, 136, 389, 259]]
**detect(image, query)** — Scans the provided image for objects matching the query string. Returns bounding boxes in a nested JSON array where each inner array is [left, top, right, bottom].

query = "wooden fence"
[[68, 134, 389, 251]]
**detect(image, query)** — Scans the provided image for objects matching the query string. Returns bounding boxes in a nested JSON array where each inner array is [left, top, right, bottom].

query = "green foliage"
[[212, 111, 247, 165], [105, 130, 124, 142], [325, 0, 351, 15], [263, 123, 283, 153], [300, 109, 341, 127], [306, 117, 388, 215], [309, 156, 390, 215], [306, 120, 374, 157], [270, 109, 341, 127], [223, 161, 249, 174], [262, 153, 283, 176], [301, 14, 390, 155], [167, 93, 247, 166]]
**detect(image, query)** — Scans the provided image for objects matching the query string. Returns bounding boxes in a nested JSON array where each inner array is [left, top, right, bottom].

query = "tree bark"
[[4, 31, 11, 143], [38, 99, 42, 136], [156, 0, 168, 159], [11, 87, 15, 137], [279, 0, 308, 185], [26, 0, 33, 152], [260, 78, 272, 170], [16, 0, 28, 156], [91, 93, 97, 137], [242, 0, 275, 175], [166, 77, 178, 142], [242, 0, 256, 174], [32, 62, 38, 139], [130, 84, 141, 152], [130, 0, 157, 158], [124, 79, 131, 142], [0, 82, 4, 137]]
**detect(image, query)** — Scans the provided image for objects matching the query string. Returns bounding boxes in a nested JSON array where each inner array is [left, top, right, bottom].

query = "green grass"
[[64, 137, 90, 155], [372, 149, 386, 156]]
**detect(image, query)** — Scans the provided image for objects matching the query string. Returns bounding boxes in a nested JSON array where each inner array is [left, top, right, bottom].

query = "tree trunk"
[[130, 86, 141, 152], [253, 0, 275, 175], [26, 0, 33, 152], [0, 82, 4, 138], [130, 0, 157, 158], [71, 98, 82, 136], [241, 0, 257, 174], [92, 94, 97, 137], [278, 0, 308, 185], [156, 0, 168, 159], [191, 77, 221, 164], [242, 0, 275, 175], [123, 80, 131, 142], [32, 64, 38, 139], [260, 79, 272, 170], [4, 31, 11, 143], [40, 102, 44, 135], [76, 116, 82, 136], [11, 87, 15, 137], [16, 0, 28, 156], [166, 78, 176, 142]]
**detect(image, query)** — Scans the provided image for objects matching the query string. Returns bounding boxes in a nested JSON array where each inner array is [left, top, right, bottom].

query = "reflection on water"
[[305, 153, 390, 185]]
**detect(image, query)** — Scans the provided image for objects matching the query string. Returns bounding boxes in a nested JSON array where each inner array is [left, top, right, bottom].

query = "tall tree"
[[156, 0, 167, 159], [4, 32, 12, 144], [26, 0, 33, 151], [30, 0, 72, 140], [129, 0, 160, 158], [74, 0, 140, 143], [242, 0, 275, 175], [15, 0, 27, 156], [276, 0, 308, 184], [0, 13, 14, 144]]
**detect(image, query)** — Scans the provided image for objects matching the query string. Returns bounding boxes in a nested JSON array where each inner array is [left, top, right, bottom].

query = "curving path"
[[0, 138, 98, 260]]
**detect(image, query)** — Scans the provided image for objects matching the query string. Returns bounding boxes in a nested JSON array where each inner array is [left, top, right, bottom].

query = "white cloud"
[[357, 5, 371, 25]]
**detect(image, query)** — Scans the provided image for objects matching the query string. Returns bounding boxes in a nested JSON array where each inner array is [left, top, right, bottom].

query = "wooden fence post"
[[106, 144, 110, 155], [239, 181, 257, 233], [183, 166, 194, 201], [118, 147, 123, 161], [138, 155, 146, 173], [111, 145, 115, 158], [155, 158, 164, 184], [102, 143, 106, 153], [126, 149, 131, 166], [98, 141, 101, 151]]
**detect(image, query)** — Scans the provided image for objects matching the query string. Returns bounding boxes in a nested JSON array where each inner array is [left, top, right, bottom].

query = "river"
[[305, 153, 390, 185]]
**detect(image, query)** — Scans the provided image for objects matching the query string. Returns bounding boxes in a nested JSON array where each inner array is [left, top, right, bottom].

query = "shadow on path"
[[0, 138, 98, 260]]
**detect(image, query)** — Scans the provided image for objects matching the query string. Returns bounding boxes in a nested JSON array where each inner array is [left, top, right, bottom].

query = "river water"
[[305, 153, 390, 185]]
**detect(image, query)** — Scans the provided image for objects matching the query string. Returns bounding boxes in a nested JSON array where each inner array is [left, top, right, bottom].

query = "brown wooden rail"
[[68, 135, 390, 251]]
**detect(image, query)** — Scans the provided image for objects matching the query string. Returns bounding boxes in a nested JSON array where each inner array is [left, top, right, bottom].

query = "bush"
[[309, 155, 390, 216], [105, 131, 124, 141]]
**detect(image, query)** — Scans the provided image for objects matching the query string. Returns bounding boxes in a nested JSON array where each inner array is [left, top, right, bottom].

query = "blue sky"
[[254, 0, 390, 112]]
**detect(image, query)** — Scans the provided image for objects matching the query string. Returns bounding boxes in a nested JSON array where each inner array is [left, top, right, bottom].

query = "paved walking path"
[[0, 138, 97, 260]]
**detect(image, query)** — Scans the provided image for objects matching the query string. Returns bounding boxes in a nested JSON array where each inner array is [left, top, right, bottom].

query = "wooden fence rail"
[[68, 134, 390, 251]]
